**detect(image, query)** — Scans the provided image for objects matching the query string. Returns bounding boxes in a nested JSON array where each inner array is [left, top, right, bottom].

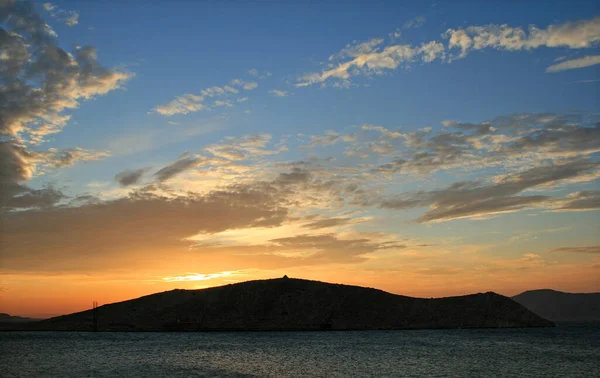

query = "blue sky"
[[1, 0, 599, 316]]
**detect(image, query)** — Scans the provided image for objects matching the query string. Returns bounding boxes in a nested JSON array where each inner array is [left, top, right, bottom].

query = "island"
[[19, 277, 553, 331]]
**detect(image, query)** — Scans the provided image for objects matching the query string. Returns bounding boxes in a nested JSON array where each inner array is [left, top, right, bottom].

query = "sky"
[[0, 0, 599, 318]]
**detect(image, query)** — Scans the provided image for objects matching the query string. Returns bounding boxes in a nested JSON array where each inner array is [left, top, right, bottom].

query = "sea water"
[[1, 325, 598, 377]]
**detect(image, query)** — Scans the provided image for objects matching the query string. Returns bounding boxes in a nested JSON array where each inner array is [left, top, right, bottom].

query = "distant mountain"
[[0, 313, 41, 330], [0, 313, 37, 322], [512, 289, 600, 322], [20, 277, 553, 331]]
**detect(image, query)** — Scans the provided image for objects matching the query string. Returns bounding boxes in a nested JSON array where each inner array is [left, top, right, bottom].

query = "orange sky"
[[2, 257, 599, 318]]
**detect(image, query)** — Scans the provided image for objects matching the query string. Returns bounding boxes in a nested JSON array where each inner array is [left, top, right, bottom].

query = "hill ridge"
[[25, 277, 554, 331]]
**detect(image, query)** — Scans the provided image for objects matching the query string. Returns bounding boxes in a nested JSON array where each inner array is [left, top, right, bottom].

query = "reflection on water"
[[2, 325, 599, 377]]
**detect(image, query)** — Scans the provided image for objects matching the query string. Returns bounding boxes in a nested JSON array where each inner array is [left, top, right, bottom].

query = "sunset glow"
[[1, 0, 599, 318]]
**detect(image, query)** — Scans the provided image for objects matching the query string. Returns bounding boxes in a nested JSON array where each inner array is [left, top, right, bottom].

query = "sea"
[[1, 325, 598, 377]]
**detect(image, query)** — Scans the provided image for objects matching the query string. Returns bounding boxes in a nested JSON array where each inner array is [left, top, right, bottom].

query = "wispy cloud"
[[404, 16, 426, 29], [153, 154, 205, 182], [298, 16, 600, 87], [205, 134, 287, 161], [546, 55, 600, 72], [548, 246, 600, 254], [298, 39, 445, 87], [269, 89, 289, 97], [445, 16, 600, 59], [43, 2, 79, 26], [153, 79, 257, 116], [379, 159, 598, 223], [115, 168, 151, 187], [570, 79, 600, 83]]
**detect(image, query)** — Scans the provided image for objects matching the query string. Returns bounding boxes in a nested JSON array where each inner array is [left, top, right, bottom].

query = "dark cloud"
[[115, 168, 150, 187], [373, 113, 600, 176], [3, 184, 64, 210], [380, 159, 599, 222], [153, 155, 203, 182], [549, 246, 600, 254], [443, 120, 494, 135], [302, 217, 354, 230], [273, 167, 311, 187], [1, 181, 288, 272], [0, 139, 108, 210], [552, 191, 600, 212], [0, 139, 64, 210], [496, 120, 600, 157]]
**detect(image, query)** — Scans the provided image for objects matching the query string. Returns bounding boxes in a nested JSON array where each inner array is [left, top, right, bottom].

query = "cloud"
[[548, 246, 600, 254], [0, 164, 393, 273], [379, 159, 599, 222], [304, 130, 357, 148], [546, 55, 600, 72], [0, 1, 131, 142], [242, 81, 258, 90], [45, 148, 110, 168], [550, 191, 600, 212], [328, 38, 384, 61], [572, 79, 600, 84], [0, 140, 109, 210], [153, 79, 257, 116], [445, 16, 600, 59], [269, 89, 288, 97], [372, 113, 600, 176], [0, 181, 290, 272], [114, 168, 150, 187], [161, 271, 240, 282], [43, 2, 78, 26], [298, 40, 445, 87], [299, 16, 600, 86], [268, 234, 404, 263], [0, 138, 65, 210], [153, 155, 204, 182], [205, 134, 286, 161], [403, 16, 426, 29], [301, 217, 356, 230], [362, 124, 404, 139]]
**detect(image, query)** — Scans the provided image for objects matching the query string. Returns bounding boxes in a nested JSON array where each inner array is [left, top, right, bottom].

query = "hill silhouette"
[[25, 277, 553, 331], [0, 313, 40, 330], [512, 289, 600, 322], [0, 313, 36, 322]]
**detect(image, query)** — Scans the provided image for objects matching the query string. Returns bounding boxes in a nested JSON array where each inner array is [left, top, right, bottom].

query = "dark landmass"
[[10, 277, 553, 331], [513, 289, 600, 323], [0, 313, 38, 322], [0, 313, 41, 330]]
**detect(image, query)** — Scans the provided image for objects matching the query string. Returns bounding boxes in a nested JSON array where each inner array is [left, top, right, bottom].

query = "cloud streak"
[[115, 168, 150, 187], [154, 154, 204, 182], [548, 246, 600, 254], [379, 159, 599, 223], [546, 55, 600, 72]]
